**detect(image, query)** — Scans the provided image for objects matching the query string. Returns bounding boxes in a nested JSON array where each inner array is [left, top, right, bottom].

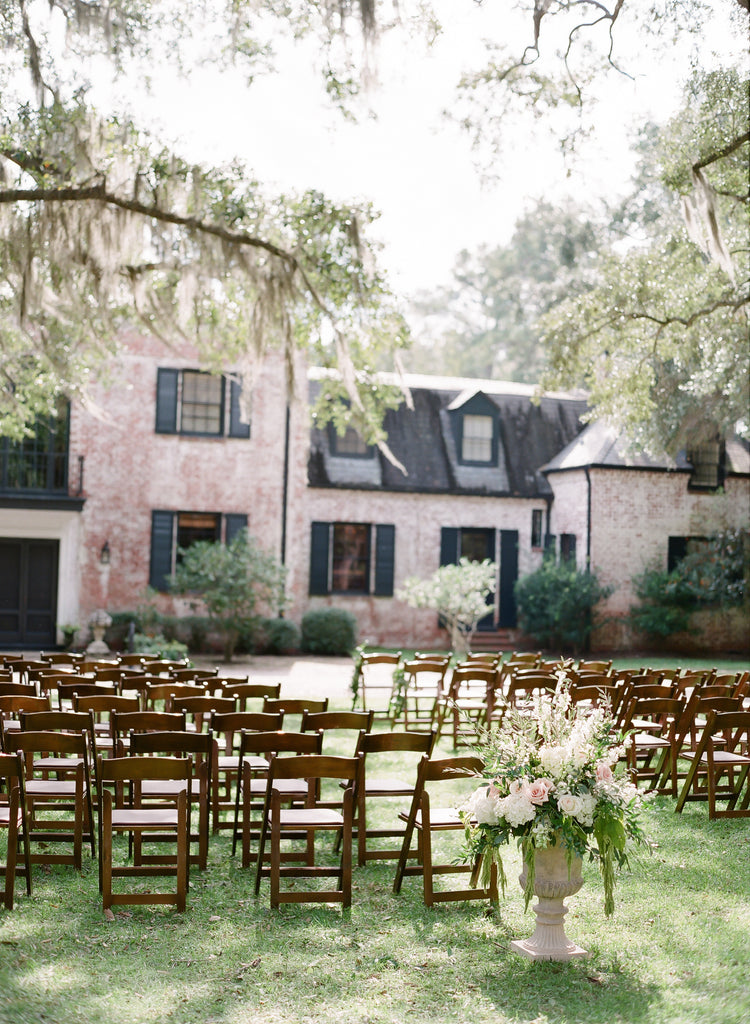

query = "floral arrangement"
[[462, 673, 651, 915]]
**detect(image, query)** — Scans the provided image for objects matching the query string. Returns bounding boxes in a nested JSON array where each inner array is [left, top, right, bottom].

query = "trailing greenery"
[[630, 528, 748, 639], [301, 608, 357, 655], [514, 556, 613, 654]]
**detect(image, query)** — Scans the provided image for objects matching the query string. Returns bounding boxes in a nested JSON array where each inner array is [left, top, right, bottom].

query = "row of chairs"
[[353, 648, 748, 749], [0, 700, 498, 912]]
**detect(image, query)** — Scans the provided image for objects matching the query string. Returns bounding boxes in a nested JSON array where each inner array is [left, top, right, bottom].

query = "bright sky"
[[101, 0, 742, 297]]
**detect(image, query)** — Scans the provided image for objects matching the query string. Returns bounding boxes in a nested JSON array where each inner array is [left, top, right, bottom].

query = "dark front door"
[[0, 539, 59, 647], [440, 527, 497, 632]]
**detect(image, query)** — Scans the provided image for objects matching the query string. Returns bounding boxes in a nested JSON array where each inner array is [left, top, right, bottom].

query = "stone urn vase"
[[87, 609, 113, 655], [510, 840, 588, 962]]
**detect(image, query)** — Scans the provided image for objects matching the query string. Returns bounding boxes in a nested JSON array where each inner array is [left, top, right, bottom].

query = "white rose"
[[557, 792, 581, 817]]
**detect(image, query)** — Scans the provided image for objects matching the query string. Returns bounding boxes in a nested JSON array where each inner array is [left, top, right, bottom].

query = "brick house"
[[1, 332, 748, 652]]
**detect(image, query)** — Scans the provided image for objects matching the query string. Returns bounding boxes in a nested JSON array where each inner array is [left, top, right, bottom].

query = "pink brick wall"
[[549, 466, 750, 650], [285, 488, 547, 648], [70, 333, 295, 623]]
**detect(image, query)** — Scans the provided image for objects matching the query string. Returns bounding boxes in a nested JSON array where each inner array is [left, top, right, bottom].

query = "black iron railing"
[[0, 408, 77, 496]]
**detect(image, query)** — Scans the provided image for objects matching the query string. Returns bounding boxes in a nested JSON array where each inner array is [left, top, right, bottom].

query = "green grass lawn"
[[1, 656, 748, 1024], [1, 796, 748, 1024]]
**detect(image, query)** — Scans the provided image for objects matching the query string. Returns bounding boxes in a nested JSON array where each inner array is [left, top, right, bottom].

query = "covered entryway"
[[0, 538, 59, 648]]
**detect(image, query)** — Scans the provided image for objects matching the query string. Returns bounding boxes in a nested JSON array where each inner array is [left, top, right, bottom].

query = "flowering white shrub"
[[397, 557, 497, 653], [462, 672, 651, 915]]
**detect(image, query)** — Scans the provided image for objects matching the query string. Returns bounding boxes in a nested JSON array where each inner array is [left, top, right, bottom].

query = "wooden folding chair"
[[444, 664, 496, 748], [127, 730, 214, 870], [0, 694, 51, 749], [254, 753, 361, 909], [172, 695, 236, 734], [110, 710, 187, 755], [233, 730, 323, 867], [209, 711, 284, 833], [300, 710, 374, 755], [262, 698, 328, 731], [216, 682, 280, 711], [393, 754, 498, 907], [352, 652, 402, 718], [144, 683, 208, 712], [14, 729, 96, 870], [397, 659, 450, 731], [352, 729, 437, 867], [0, 751, 32, 909], [620, 696, 684, 796], [676, 710, 750, 817], [98, 755, 191, 912]]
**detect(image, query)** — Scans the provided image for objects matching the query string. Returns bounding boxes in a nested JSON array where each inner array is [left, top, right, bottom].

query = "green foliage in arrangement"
[[301, 608, 358, 655], [514, 555, 613, 654], [630, 528, 748, 638]]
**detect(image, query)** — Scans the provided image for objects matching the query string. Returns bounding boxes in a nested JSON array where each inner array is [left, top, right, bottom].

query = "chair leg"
[[3, 790, 19, 911], [101, 797, 113, 911], [269, 793, 281, 909], [176, 796, 188, 913], [341, 789, 353, 909]]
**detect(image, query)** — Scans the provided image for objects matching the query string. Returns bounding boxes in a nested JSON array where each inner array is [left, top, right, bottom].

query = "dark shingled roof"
[[308, 374, 589, 498]]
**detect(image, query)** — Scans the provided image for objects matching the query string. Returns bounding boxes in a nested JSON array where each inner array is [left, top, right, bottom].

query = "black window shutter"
[[440, 527, 460, 566], [373, 524, 395, 596], [149, 511, 175, 591], [309, 521, 330, 595], [225, 514, 248, 545], [228, 378, 251, 438], [155, 369, 179, 434]]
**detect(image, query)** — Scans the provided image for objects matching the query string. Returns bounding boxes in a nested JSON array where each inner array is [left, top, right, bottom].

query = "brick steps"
[[467, 628, 519, 653]]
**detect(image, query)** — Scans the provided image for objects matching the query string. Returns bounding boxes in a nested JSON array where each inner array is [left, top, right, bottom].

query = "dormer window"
[[687, 439, 724, 490], [448, 390, 499, 467], [328, 424, 374, 458], [462, 414, 494, 462]]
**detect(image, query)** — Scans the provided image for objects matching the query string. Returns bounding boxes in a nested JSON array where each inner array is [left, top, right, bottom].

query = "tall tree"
[[0, 1, 408, 445], [407, 200, 605, 382], [539, 67, 749, 454]]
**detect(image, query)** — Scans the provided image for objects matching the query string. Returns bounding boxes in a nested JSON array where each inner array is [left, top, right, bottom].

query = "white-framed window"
[[461, 414, 494, 463]]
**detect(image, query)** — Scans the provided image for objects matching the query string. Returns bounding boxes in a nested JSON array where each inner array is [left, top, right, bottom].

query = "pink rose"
[[596, 763, 614, 782], [509, 779, 524, 796], [524, 778, 551, 806]]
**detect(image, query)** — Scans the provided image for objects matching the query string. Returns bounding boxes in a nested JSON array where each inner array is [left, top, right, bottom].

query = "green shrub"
[[629, 529, 748, 640], [301, 608, 358, 655], [130, 633, 190, 660], [261, 617, 301, 654], [514, 555, 613, 654]]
